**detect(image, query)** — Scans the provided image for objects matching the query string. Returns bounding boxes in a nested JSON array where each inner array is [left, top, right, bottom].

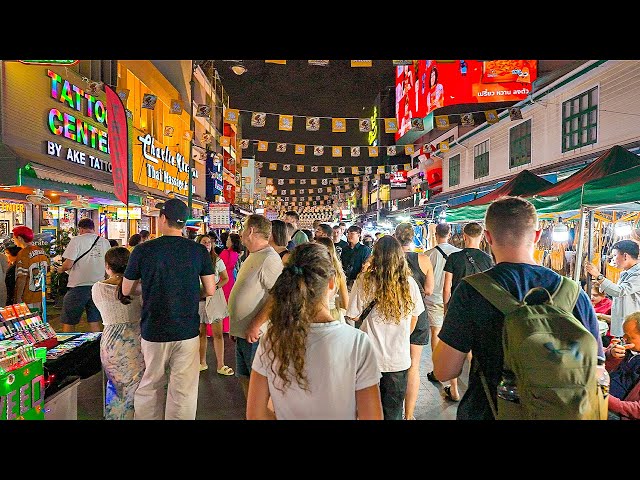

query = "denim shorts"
[[235, 337, 259, 378], [61, 286, 103, 325]]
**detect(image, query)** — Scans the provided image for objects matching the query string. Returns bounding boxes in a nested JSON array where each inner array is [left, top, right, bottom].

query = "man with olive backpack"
[[433, 196, 606, 420]]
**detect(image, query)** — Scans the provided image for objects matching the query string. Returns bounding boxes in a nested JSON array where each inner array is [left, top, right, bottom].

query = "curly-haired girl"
[[247, 242, 382, 420], [346, 235, 425, 420]]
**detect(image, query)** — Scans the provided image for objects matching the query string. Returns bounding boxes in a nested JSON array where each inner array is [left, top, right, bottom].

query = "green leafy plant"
[[48, 228, 77, 304]]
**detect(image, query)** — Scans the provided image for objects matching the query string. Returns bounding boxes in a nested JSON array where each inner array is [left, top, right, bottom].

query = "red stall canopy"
[[450, 169, 553, 209], [533, 145, 640, 198]]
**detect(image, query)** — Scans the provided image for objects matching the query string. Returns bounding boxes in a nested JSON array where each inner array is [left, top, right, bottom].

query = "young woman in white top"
[[314, 236, 348, 322], [91, 246, 144, 420], [346, 235, 425, 420], [246, 242, 383, 420], [196, 235, 232, 375]]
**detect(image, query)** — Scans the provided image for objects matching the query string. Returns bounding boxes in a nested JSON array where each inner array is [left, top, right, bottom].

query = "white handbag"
[[205, 288, 228, 322]]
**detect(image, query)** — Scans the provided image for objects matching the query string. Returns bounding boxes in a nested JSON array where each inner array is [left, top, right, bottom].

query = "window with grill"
[[562, 86, 598, 152], [509, 119, 531, 168], [474, 140, 489, 179], [449, 154, 460, 187]]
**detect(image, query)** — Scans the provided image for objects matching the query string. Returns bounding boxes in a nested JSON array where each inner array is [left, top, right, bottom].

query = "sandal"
[[199, 364, 208, 372], [443, 385, 460, 402], [426, 371, 439, 383], [217, 365, 234, 376]]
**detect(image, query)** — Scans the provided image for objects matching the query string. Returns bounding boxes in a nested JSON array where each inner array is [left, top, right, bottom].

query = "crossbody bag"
[[71, 235, 101, 268]]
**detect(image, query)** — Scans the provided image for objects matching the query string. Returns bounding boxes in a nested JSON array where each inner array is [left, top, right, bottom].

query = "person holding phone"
[[605, 311, 640, 419]]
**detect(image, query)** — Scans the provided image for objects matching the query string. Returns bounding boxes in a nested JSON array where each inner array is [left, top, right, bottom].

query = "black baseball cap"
[[157, 198, 189, 225]]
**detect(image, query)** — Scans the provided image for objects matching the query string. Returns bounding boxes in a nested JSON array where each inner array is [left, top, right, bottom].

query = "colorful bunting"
[[485, 110, 499, 124], [252, 112, 267, 127], [332, 118, 347, 133], [196, 104, 211, 117], [142, 93, 157, 110], [384, 118, 398, 133], [279, 114, 293, 131], [224, 108, 240, 123], [306, 117, 320, 131], [169, 99, 183, 114]]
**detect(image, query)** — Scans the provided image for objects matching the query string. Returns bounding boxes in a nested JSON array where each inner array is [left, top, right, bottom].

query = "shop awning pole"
[[573, 206, 590, 283]]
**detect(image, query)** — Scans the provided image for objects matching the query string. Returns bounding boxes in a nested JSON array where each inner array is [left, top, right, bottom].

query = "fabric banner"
[[105, 85, 129, 205]]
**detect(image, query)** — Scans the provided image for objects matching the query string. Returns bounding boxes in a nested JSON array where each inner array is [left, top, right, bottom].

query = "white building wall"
[[442, 60, 640, 196]]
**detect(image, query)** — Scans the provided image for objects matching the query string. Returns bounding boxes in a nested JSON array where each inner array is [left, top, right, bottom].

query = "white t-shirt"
[[346, 275, 425, 372], [213, 257, 226, 283], [62, 233, 112, 287], [425, 242, 461, 305], [228, 245, 283, 338], [252, 320, 381, 420]]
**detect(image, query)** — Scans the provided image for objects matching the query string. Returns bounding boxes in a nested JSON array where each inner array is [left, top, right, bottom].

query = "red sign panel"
[[396, 60, 538, 140], [105, 85, 129, 205]]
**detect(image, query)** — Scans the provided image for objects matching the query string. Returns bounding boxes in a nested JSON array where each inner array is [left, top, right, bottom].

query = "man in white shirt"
[[587, 239, 640, 338], [424, 222, 460, 382], [228, 214, 284, 399], [55, 217, 112, 332]]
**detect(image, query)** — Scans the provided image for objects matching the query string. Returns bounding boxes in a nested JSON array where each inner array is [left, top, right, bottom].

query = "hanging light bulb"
[[615, 221, 633, 237], [552, 222, 569, 242]]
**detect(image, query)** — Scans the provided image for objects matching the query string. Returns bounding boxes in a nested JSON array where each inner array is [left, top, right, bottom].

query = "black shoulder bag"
[[71, 235, 101, 268], [354, 299, 377, 329], [464, 250, 481, 274], [435, 245, 449, 260]]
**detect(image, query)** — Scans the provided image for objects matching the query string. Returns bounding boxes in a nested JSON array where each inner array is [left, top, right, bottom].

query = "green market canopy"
[[444, 169, 553, 223], [530, 145, 640, 215]]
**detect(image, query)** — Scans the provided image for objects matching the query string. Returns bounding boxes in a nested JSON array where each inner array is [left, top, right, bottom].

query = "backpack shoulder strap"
[[464, 272, 521, 316], [551, 276, 581, 313]]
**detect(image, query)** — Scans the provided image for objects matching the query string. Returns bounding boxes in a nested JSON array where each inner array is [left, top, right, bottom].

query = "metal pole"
[[187, 60, 197, 215], [573, 206, 589, 283], [585, 209, 595, 294]]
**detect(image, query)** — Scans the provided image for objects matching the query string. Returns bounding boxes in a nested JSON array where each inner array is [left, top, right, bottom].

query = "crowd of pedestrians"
[[9, 194, 640, 420]]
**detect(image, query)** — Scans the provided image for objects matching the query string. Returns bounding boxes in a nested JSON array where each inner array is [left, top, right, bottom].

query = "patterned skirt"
[[100, 322, 145, 420]]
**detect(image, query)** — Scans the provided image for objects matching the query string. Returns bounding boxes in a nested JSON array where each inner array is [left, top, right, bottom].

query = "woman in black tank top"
[[395, 223, 435, 420]]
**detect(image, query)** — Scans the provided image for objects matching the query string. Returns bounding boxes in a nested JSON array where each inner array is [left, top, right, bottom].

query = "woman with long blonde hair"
[[314, 236, 348, 321], [346, 235, 425, 420], [246, 242, 382, 420]]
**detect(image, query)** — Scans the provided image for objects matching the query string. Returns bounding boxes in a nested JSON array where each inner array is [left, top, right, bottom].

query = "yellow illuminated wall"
[[118, 61, 204, 197]]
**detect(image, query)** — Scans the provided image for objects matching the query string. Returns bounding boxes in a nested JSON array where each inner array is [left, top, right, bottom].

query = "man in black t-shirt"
[[440, 222, 493, 401], [443, 222, 494, 306], [332, 225, 348, 259], [340, 225, 372, 290], [433, 197, 604, 420], [123, 198, 215, 420]]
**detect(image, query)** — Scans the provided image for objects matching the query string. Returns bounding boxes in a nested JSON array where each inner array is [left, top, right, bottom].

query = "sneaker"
[[199, 364, 208, 372], [426, 371, 439, 383]]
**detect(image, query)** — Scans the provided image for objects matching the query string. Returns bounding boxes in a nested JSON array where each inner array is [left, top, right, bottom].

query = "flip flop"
[[217, 365, 234, 376]]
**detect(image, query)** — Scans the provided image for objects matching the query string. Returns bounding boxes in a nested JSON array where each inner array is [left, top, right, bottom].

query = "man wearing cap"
[[12, 226, 49, 314], [123, 198, 216, 420], [340, 225, 372, 291], [54, 217, 112, 333]]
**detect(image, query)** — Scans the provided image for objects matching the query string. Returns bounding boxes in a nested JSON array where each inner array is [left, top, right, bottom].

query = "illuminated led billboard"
[[395, 60, 538, 140]]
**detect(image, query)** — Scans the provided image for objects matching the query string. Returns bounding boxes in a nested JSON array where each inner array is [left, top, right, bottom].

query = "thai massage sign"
[[134, 133, 198, 195]]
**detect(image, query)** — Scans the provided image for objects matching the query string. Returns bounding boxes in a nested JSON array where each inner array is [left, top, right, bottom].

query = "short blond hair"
[[485, 196, 538, 247], [245, 214, 272, 240]]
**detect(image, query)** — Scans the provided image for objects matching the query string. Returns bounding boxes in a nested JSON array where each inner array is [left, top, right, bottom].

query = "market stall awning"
[[531, 145, 640, 215], [444, 169, 554, 222], [451, 169, 553, 208], [581, 164, 640, 210]]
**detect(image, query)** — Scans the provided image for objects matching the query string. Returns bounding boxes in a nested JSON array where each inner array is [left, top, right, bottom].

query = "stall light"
[[615, 221, 633, 237], [552, 223, 569, 242], [398, 215, 410, 222]]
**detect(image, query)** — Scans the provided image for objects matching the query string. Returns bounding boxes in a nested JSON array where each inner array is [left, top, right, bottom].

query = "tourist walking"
[[122, 199, 216, 420]]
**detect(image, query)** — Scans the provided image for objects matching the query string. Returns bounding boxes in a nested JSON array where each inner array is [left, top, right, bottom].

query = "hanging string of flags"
[[256, 162, 411, 176]]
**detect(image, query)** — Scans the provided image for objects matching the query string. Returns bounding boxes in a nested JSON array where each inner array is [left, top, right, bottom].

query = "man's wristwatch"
[[596, 274, 604, 281]]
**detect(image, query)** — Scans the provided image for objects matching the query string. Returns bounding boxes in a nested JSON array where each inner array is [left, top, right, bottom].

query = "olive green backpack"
[[465, 272, 607, 420]]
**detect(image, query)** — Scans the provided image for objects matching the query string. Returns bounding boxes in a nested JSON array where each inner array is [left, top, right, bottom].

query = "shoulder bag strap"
[[464, 272, 521, 316], [72, 235, 101, 267], [359, 299, 377, 322], [550, 276, 580, 312], [464, 250, 481, 273], [435, 245, 449, 260]]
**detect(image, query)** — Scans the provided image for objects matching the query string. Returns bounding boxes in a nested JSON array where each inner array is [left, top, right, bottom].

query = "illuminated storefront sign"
[[2, 63, 113, 177], [116, 207, 141, 219], [368, 106, 379, 146], [133, 134, 197, 195]]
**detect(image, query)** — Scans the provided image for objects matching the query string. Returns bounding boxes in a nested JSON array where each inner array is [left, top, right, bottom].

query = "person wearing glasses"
[[587, 240, 640, 339]]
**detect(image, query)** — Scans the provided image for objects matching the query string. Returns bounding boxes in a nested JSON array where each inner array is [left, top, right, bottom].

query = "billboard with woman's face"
[[395, 60, 538, 140]]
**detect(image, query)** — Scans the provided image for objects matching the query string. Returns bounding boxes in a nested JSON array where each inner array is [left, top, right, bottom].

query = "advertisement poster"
[[208, 203, 230, 229], [395, 60, 538, 140]]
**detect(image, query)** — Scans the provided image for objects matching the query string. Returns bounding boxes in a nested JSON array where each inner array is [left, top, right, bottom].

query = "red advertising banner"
[[105, 85, 129, 205], [396, 60, 538, 140]]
